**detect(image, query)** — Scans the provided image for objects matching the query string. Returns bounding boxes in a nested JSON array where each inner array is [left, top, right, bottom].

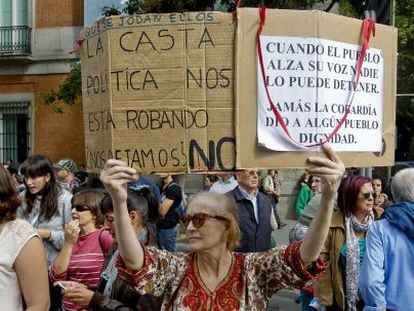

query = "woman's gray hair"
[[391, 168, 414, 202]]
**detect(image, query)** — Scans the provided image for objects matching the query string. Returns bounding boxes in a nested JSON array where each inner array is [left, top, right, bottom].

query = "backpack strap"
[[98, 229, 105, 253]]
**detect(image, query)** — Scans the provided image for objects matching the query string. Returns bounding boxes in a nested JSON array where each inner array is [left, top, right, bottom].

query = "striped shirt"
[[51, 229, 113, 311]]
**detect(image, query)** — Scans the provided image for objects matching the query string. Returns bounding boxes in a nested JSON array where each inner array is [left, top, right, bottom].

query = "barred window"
[[0, 102, 30, 164]]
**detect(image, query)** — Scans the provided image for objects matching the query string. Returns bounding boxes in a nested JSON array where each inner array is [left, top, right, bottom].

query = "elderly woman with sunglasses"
[[50, 189, 113, 311], [99, 146, 344, 310], [314, 175, 377, 311]]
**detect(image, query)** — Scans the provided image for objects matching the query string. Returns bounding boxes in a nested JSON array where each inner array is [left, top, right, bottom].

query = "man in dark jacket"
[[60, 190, 162, 310], [228, 169, 273, 252]]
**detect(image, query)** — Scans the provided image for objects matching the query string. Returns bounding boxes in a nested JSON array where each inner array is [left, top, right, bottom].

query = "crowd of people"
[[0, 147, 412, 311]]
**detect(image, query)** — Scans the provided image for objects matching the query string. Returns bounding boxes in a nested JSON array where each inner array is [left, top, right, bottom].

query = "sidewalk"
[[268, 219, 301, 311]]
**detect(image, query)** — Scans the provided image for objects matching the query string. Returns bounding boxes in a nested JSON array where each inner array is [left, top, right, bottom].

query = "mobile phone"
[[56, 282, 66, 290]]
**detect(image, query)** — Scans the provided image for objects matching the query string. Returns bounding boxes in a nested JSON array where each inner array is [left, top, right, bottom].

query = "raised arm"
[[159, 198, 175, 217], [300, 146, 344, 265], [51, 220, 80, 276], [100, 160, 143, 270]]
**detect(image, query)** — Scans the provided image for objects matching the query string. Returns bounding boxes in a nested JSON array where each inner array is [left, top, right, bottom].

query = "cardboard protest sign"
[[236, 9, 397, 168], [80, 12, 236, 173]]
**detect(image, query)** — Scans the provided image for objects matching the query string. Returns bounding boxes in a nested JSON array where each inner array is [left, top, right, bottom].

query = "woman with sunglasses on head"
[[315, 175, 378, 311], [50, 189, 113, 311], [0, 166, 50, 310], [99, 146, 345, 311]]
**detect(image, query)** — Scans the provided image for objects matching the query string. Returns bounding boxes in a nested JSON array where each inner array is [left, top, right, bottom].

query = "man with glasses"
[[228, 169, 273, 252]]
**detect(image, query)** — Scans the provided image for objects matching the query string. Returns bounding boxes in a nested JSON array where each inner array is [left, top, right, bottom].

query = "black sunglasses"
[[180, 212, 228, 229], [362, 191, 376, 200], [72, 204, 91, 212]]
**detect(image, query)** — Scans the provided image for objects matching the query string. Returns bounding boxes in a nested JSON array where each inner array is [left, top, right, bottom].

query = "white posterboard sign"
[[257, 36, 384, 151]]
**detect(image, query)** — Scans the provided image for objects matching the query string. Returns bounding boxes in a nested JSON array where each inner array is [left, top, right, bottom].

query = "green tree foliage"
[[338, 0, 358, 18], [219, 0, 316, 12], [102, 5, 123, 16], [102, 0, 213, 14], [395, 0, 414, 160], [102, 0, 144, 15], [43, 62, 81, 113], [395, 0, 414, 94]]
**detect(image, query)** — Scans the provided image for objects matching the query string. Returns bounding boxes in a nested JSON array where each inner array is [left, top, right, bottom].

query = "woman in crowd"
[[372, 175, 391, 217], [203, 175, 214, 191], [17, 154, 73, 266], [0, 166, 50, 310], [100, 146, 344, 310], [290, 176, 322, 311], [17, 154, 73, 310], [60, 188, 162, 310], [50, 189, 113, 311], [295, 172, 317, 217], [290, 176, 323, 243], [5, 164, 26, 193], [315, 175, 376, 311]]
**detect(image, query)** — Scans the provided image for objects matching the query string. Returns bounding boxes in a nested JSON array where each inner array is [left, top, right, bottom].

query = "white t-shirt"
[[0, 219, 38, 310], [209, 176, 238, 194]]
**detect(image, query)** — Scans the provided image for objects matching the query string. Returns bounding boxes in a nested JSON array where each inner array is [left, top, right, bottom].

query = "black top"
[[157, 182, 183, 229], [75, 171, 89, 184]]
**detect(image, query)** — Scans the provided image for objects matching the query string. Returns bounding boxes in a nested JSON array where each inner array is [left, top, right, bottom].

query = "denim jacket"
[[17, 189, 72, 267]]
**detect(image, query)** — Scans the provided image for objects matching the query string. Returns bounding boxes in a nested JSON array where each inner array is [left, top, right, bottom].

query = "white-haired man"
[[359, 168, 414, 311]]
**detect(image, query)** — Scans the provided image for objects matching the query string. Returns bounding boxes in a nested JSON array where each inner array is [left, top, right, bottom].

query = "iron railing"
[[0, 25, 32, 55]]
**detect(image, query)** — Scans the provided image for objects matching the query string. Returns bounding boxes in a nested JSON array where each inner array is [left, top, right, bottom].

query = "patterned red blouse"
[[116, 242, 324, 311]]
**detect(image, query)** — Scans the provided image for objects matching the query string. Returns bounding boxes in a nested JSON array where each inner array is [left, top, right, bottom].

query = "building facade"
[[0, 0, 85, 165]]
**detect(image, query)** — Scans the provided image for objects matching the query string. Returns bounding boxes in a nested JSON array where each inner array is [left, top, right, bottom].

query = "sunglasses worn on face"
[[73, 204, 91, 212], [362, 191, 375, 200], [181, 212, 228, 229]]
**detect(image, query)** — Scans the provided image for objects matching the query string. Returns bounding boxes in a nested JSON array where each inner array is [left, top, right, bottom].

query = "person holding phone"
[[50, 189, 113, 311]]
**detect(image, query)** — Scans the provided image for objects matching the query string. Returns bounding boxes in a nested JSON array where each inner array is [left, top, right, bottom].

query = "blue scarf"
[[101, 228, 148, 296], [383, 200, 414, 239]]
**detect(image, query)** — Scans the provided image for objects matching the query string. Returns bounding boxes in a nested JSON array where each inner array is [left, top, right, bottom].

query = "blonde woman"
[[100, 146, 345, 310]]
